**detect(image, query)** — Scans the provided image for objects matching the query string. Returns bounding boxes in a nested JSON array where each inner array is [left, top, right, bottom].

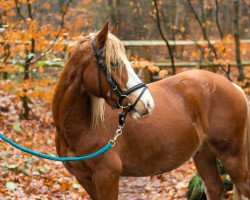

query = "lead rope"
[[0, 109, 127, 162]]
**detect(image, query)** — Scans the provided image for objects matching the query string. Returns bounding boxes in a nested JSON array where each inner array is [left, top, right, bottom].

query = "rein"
[[0, 35, 147, 162]]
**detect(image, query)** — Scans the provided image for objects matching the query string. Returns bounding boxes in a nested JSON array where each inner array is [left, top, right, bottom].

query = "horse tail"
[[232, 83, 249, 200]]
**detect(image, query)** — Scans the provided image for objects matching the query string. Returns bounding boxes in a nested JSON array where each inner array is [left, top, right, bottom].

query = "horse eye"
[[111, 62, 119, 69]]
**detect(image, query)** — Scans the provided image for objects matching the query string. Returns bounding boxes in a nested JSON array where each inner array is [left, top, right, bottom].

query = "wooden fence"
[[1, 39, 250, 68], [1, 39, 250, 46]]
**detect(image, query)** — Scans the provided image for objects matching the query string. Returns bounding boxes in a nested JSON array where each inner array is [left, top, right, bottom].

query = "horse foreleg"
[[76, 177, 98, 200], [193, 142, 224, 200], [92, 155, 122, 200]]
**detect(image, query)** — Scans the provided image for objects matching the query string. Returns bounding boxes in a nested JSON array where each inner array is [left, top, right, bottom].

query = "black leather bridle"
[[91, 34, 148, 123]]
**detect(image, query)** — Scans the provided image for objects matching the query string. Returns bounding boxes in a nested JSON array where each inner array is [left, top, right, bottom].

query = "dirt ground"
[[119, 161, 196, 200]]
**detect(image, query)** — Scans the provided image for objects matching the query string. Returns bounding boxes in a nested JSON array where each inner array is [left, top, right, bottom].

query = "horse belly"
[[120, 123, 200, 177]]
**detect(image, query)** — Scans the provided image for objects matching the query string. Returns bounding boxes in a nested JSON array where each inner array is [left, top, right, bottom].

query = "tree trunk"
[[22, 1, 35, 119], [233, 0, 244, 81]]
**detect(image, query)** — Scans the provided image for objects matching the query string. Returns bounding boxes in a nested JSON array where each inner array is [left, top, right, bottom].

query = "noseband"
[[91, 35, 148, 116]]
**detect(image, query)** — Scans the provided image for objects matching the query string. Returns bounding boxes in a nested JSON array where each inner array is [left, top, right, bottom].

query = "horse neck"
[[52, 61, 91, 130]]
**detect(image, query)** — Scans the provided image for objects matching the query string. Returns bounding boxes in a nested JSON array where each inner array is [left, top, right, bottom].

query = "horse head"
[[80, 21, 154, 119]]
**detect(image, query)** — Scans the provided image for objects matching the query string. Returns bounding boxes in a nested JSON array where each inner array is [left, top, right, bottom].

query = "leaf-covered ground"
[[0, 91, 196, 199]]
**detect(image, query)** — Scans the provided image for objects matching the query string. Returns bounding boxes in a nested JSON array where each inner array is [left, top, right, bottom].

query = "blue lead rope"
[[0, 134, 113, 162]]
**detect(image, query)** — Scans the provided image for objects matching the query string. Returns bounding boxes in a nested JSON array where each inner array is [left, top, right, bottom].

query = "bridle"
[[91, 34, 148, 124]]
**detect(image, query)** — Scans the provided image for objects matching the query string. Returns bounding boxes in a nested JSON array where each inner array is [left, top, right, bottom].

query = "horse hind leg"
[[193, 142, 224, 200], [207, 128, 250, 199], [215, 149, 250, 199], [215, 147, 250, 199]]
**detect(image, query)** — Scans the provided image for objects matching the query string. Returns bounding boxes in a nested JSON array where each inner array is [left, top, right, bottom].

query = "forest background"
[[0, 0, 250, 199]]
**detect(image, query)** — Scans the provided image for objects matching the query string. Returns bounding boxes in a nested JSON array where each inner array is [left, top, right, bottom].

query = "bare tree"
[[153, 0, 176, 75]]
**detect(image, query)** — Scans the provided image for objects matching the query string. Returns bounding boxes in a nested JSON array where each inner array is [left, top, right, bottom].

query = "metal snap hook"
[[116, 96, 131, 109], [108, 140, 116, 147]]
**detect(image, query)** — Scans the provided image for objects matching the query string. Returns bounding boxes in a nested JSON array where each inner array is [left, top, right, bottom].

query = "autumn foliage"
[[0, 0, 250, 198]]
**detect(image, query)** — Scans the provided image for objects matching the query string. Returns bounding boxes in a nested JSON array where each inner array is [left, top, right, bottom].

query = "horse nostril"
[[146, 101, 151, 109]]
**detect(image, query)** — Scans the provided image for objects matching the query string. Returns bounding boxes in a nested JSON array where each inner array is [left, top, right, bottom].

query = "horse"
[[52, 21, 250, 200]]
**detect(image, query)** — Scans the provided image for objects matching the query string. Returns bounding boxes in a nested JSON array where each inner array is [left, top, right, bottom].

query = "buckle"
[[116, 96, 131, 109]]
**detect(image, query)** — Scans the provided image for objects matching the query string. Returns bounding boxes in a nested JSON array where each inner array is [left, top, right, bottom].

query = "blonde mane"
[[90, 33, 127, 129], [91, 95, 105, 129]]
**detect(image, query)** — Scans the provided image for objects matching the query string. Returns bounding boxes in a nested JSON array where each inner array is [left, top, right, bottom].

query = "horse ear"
[[110, 21, 118, 35], [96, 21, 109, 48]]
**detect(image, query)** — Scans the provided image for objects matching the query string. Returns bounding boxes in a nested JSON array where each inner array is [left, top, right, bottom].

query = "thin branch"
[[14, 0, 26, 21], [0, 9, 3, 25], [0, 11, 11, 75], [153, 0, 176, 75], [30, 0, 73, 64], [214, 0, 231, 79], [215, 0, 224, 39], [27, 0, 33, 19], [0, 9, 10, 79], [246, 3, 250, 29], [186, 0, 231, 78], [187, 0, 218, 59], [0, 33, 11, 64]]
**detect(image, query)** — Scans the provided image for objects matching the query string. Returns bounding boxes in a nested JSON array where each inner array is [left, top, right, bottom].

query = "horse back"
[[159, 69, 247, 147]]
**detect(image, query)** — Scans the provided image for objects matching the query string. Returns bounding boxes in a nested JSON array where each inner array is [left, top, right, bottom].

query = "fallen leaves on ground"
[[0, 91, 196, 199], [119, 161, 196, 200]]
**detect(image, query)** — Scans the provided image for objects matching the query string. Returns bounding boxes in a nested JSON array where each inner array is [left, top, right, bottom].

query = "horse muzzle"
[[128, 92, 154, 119]]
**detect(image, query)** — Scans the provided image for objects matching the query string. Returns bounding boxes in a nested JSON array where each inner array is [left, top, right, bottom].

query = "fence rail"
[[122, 39, 250, 46], [155, 61, 250, 68], [1, 59, 250, 68], [1, 39, 250, 46]]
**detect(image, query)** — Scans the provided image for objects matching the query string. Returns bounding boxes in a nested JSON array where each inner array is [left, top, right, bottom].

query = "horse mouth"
[[130, 109, 151, 119]]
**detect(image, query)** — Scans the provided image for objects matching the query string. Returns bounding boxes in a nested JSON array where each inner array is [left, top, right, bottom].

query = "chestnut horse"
[[52, 22, 250, 200]]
